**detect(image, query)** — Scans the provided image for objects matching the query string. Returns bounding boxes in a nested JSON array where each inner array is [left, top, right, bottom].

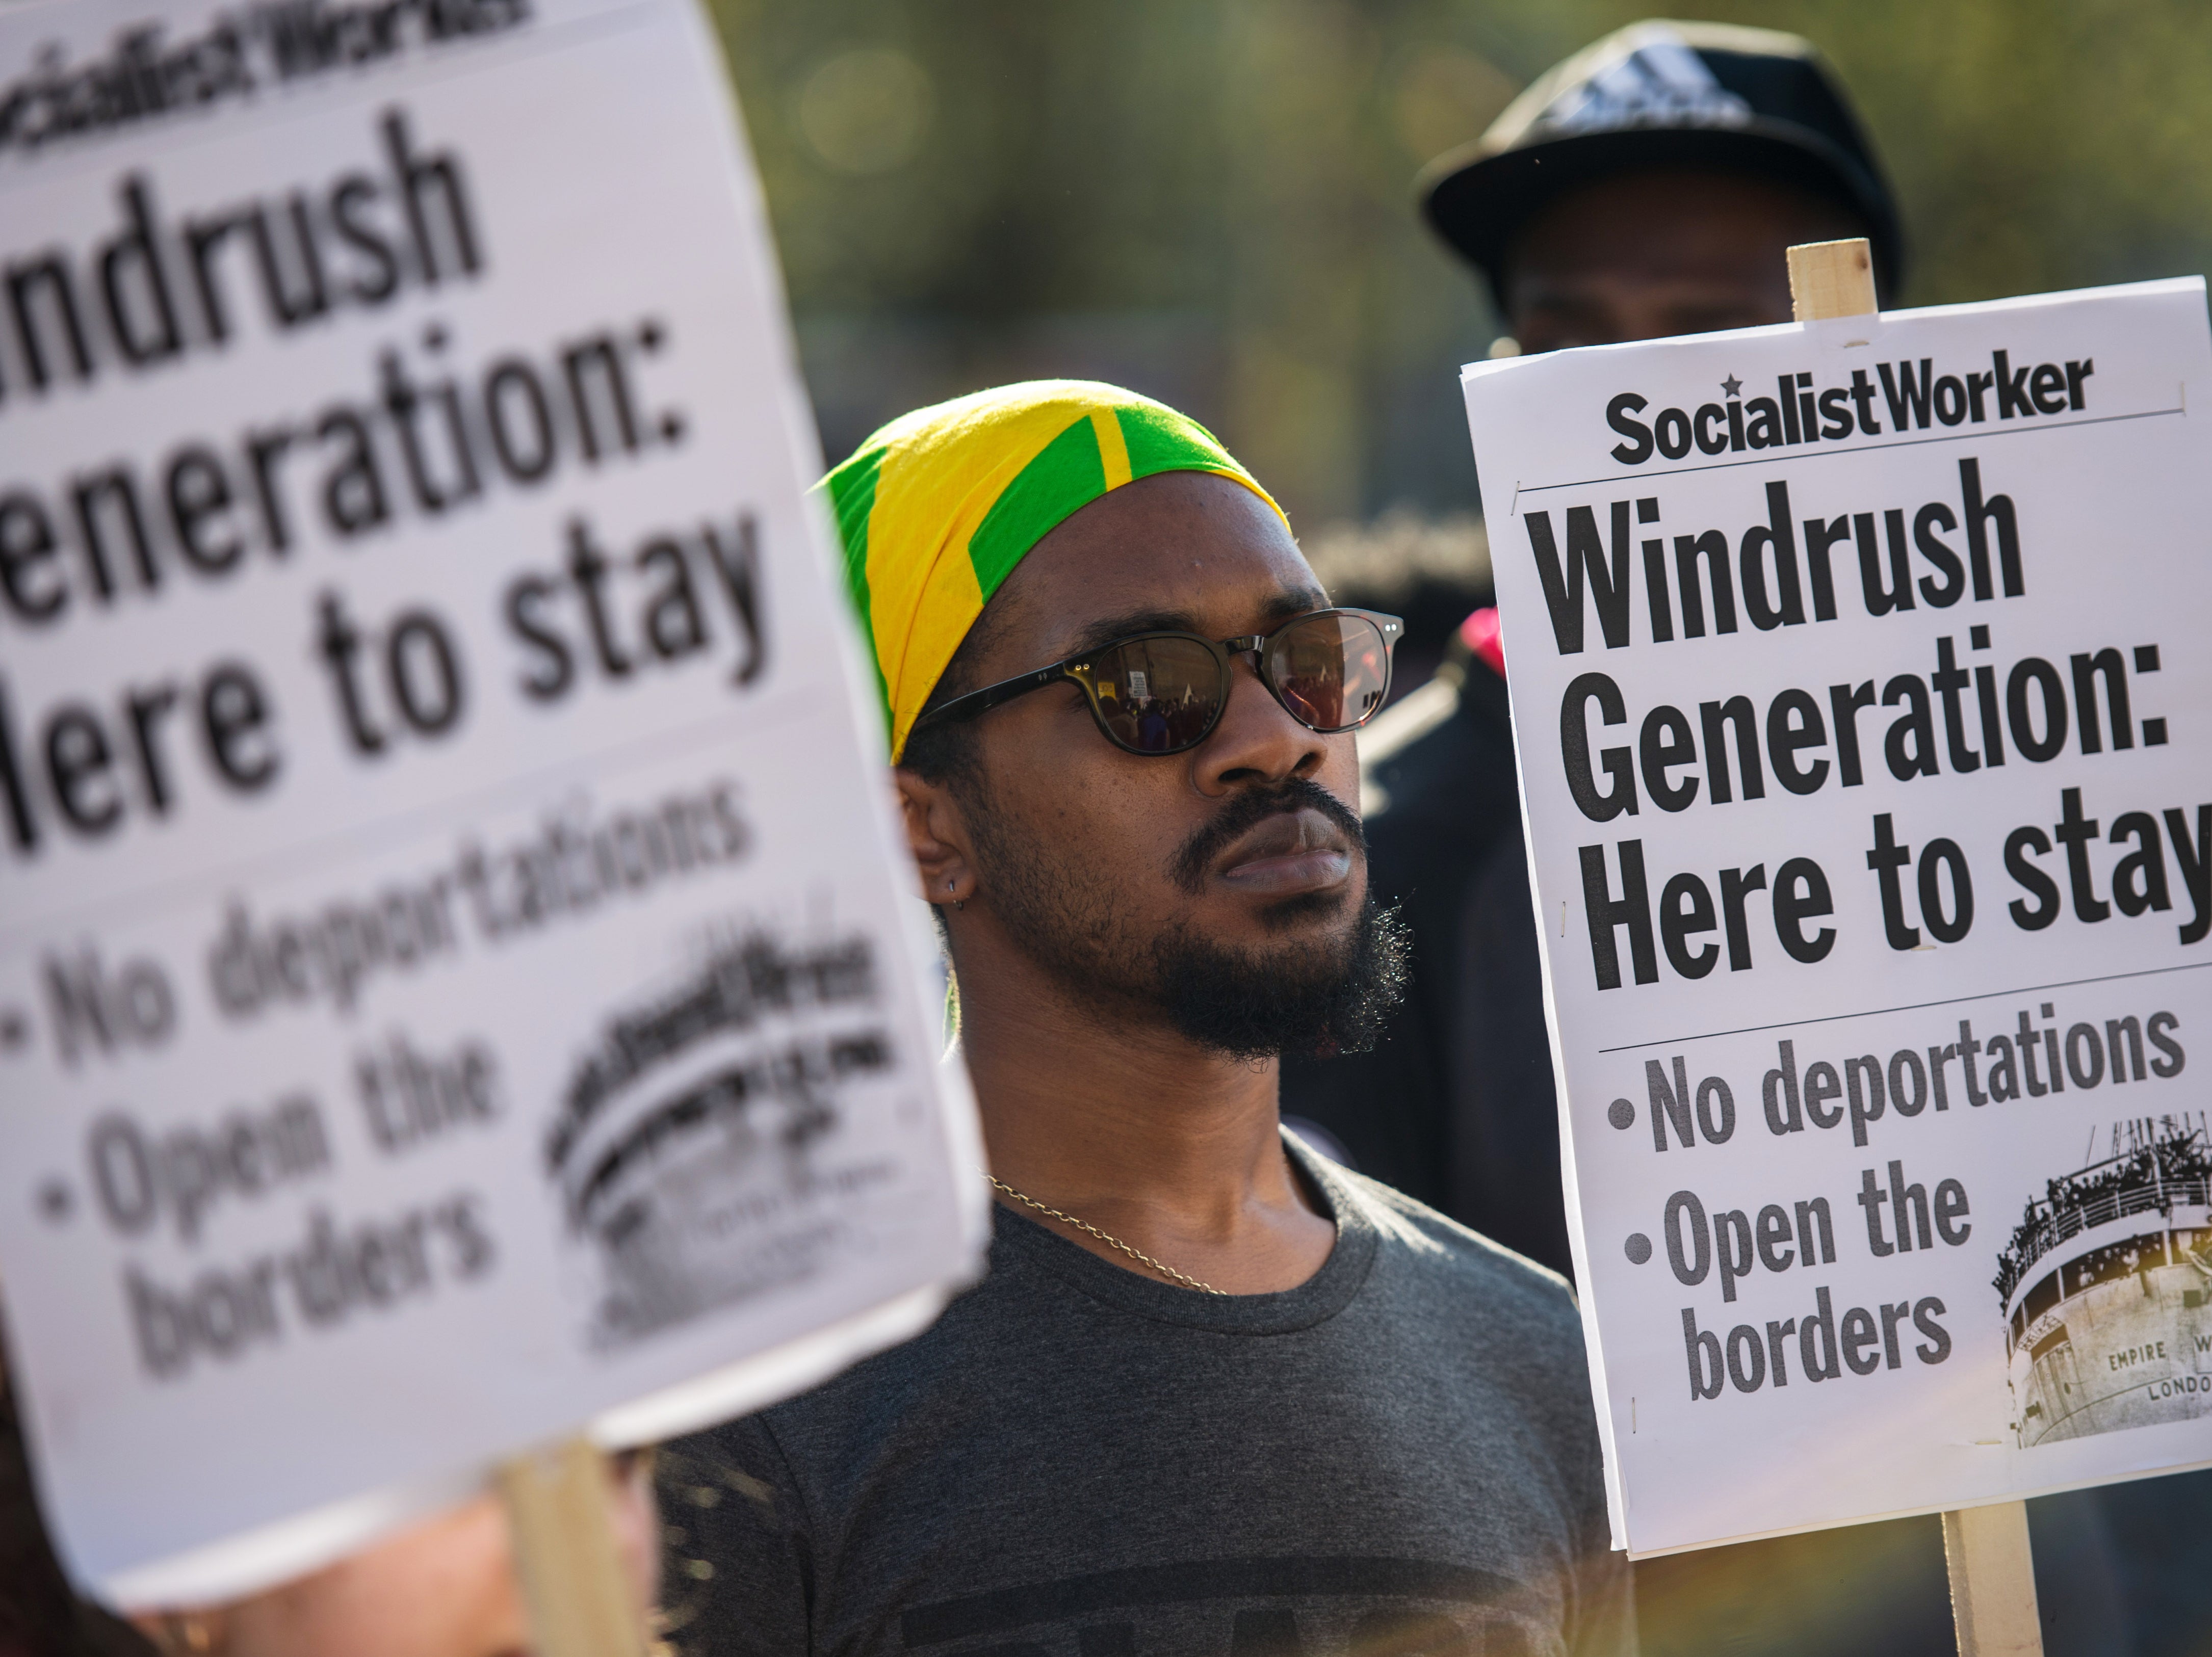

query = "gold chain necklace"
[[987, 1175, 1229, 1295]]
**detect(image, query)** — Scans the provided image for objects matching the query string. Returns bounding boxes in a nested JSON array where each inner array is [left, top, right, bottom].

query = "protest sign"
[[1462, 276, 2212, 1556], [0, 0, 987, 1607]]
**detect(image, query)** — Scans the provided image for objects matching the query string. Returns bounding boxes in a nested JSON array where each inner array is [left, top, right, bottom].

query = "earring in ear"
[[947, 879, 964, 912]]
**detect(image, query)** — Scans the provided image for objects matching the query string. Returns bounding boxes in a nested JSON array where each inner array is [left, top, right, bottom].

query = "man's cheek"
[[1315, 754, 1359, 810]]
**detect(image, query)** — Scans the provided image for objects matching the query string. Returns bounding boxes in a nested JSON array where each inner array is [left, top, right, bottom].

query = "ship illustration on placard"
[[1998, 1113, 2212, 1446], [543, 925, 897, 1349]]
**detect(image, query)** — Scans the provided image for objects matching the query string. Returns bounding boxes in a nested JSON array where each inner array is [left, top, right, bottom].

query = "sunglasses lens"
[[1269, 614, 1392, 731], [1088, 636, 1223, 752]]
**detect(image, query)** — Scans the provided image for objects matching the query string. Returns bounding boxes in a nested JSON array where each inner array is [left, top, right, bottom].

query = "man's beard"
[[960, 775, 1410, 1061], [1148, 892, 1410, 1061]]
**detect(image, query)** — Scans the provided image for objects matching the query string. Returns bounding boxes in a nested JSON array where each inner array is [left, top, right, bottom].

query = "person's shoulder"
[[1329, 1158, 1581, 1332], [717, 1253, 1011, 1465]]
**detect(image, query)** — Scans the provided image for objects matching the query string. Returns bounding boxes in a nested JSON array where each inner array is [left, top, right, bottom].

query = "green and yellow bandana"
[[821, 380, 1285, 760]]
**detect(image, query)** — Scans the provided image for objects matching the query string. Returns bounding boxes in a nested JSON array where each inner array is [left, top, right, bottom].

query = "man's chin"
[[1152, 895, 1409, 1063]]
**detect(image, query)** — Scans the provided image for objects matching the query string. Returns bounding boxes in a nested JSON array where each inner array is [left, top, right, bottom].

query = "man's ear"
[[895, 767, 975, 908]]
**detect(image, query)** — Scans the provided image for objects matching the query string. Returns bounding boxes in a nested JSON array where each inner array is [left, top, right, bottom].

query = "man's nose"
[[1190, 655, 1326, 794]]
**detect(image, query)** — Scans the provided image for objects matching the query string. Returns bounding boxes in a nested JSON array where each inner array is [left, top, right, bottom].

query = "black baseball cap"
[[1420, 20, 1904, 304]]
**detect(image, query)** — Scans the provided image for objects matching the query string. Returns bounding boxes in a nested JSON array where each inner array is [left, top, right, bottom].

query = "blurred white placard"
[[1463, 279, 2212, 1556], [0, 0, 985, 1606]]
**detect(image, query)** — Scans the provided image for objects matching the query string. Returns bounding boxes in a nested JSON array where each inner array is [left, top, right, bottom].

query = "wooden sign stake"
[[1787, 236, 1879, 321], [1785, 235, 2043, 1657], [496, 1437, 650, 1657], [1943, 1502, 2045, 1656]]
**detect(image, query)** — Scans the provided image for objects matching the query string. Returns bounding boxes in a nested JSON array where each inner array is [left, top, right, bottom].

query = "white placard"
[[1462, 279, 2212, 1555], [0, 0, 986, 1607]]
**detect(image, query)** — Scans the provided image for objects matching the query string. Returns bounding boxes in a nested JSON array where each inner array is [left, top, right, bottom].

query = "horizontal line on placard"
[[0, 684, 834, 953], [1594, 957, 2212, 1053], [1517, 402, 2188, 498]]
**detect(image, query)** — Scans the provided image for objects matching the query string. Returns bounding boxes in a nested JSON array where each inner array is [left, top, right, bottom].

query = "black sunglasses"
[[914, 608, 1403, 756]]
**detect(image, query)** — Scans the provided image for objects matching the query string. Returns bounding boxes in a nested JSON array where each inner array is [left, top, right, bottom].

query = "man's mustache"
[[1168, 777, 1365, 896]]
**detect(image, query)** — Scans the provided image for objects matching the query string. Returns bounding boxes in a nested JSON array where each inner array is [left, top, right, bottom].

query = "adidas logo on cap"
[[1531, 27, 1753, 139]]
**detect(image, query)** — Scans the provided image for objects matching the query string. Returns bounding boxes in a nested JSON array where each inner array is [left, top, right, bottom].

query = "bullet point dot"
[[1607, 1097, 1635, 1130], [1624, 1232, 1652, 1265]]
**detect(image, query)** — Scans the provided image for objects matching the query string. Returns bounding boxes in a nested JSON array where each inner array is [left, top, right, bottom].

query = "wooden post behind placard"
[[1787, 236, 1879, 321], [496, 1437, 650, 1657], [1784, 234, 2044, 1657], [1943, 1503, 2045, 1656]]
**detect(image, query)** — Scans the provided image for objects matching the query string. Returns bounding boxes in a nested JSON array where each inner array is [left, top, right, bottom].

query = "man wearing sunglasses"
[[674, 382, 1632, 1655]]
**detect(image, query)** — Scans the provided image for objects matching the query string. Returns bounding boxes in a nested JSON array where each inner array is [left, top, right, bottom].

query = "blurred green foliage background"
[[708, 1, 2212, 536]]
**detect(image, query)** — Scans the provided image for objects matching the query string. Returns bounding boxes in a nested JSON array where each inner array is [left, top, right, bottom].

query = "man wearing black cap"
[[1426, 20, 1901, 350], [1286, 14, 1904, 1300], [1282, 19, 2152, 1657]]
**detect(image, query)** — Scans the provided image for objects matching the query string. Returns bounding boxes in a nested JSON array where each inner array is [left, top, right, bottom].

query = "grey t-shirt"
[[664, 1137, 1633, 1657]]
